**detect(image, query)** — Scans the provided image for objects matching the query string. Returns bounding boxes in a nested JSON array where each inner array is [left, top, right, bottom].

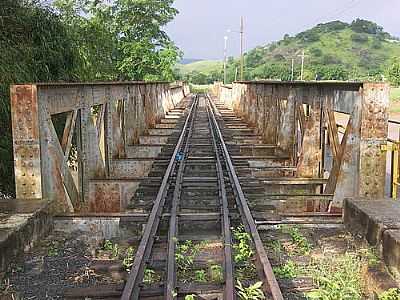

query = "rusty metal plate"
[[359, 141, 386, 198], [89, 182, 121, 213], [11, 85, 42, 199]]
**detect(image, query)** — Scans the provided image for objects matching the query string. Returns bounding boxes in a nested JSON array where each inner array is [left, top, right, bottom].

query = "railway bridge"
[[2, 80, 399, 299]]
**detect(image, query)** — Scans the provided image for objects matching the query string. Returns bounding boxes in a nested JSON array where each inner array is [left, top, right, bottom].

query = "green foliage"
[[175, 240, 201, 281], [265, 240, 283, 254], [54, 0, 181, 81], [232, 226, 254, 263], [273, 260, 299, 279], [182, 19, 400, 84], [351, 33, 369, 43], [210, 265, 223, 282], [183, 70, 222, 85], [103, 240, 114, 251], [102, 240, 119, 258], [143, 268, 157, 284], [281, 225, 311, 255], [378, 288, 400, 300], [236, 281, 265, 300], [351, 18, 385, 36], [122, 246, 135, 270], [386, 57, 400, 86], [391, 87, 400, 102], [194, 269, 207, 283], [313, 65, 349, 80], [0, 0, 181, 195], [236, 262, 257, 282], [176, 240, 196, 271], [47, 242, 59, 257], [190, 84, 211, 94], [306, 254, 363, 300], [0, 0, 76, 195]]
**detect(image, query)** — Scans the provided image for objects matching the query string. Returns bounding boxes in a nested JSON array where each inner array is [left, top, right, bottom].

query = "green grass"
[[177, 60, 222, 74], [390, 87, 400, 102]]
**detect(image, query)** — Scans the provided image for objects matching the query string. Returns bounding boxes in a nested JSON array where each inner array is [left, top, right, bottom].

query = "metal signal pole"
[[240, 16, 244, 81], [223, 36, 228, 84], [291, 58, 294, 81]]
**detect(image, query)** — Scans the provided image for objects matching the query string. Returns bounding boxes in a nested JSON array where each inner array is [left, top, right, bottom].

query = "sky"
[[166, 0, 400, 60]]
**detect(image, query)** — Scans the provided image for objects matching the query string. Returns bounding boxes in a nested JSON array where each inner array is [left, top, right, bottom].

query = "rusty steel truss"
[[215, 81, 390, 208], [10, 82, 190, 213]]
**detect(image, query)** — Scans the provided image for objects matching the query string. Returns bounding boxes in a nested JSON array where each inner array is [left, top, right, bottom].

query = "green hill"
[[181, 19, 400, 84], [244, 19, 400, 81], [177, 60, 222, 74]]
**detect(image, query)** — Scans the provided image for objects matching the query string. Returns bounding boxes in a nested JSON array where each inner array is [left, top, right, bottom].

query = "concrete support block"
[[0, 199, 52, 273], [344, 198, 400, 246], [345, 198, 400, 277], [383, 229, 400, 277]]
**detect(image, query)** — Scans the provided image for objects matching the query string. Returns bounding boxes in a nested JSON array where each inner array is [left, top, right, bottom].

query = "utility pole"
[[298, 50, 307, 81], [223, 36, 228, 84], [235, 67, 238, 82], [291, 58, 294, 81], [240, 16, 244, 81]]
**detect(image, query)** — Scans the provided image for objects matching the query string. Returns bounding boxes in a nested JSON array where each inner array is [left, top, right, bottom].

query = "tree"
[[53, 0, 117, 80], [313, 65, 349, 80], [54, 0, 181, 81], [0, 0, 76, 195], [386, 57, 400, 86], [351, 19, 383, 35]]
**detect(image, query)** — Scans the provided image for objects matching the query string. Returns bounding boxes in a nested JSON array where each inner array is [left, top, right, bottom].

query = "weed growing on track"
[[47, 241, 59, 257], [233, 226, 254, 263], [122, 246, 135, 270], [273, 260, 299, 279], [232, 225, 258, 281], [102, 240, 119, 258], [378, 288, 400, 300], [236, 280, 265, 300], [194, 269, 207, 282], [280, 225, 311, 255], [306, 253, 364, 300], [176, 240, 198, 275], [143, 268, 161, 285], [210, 265, 223, 282]]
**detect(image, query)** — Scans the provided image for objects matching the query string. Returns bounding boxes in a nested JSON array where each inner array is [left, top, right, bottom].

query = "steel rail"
[[207, 95, 284, 300], [206, 98, 235, 300], [166, 95, 199, 299], [121, 96, 198, 300]]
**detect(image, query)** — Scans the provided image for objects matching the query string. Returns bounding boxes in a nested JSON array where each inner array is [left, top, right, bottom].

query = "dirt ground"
[[0, 230, 127, 300], [1, 225, 398, 300], [261, 225, 398, 300]]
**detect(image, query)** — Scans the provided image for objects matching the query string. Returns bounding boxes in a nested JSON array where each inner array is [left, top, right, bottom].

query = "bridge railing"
[[386, 119, 400, 198], [215, 81, 390, 207], [10, 81, 189, 212]]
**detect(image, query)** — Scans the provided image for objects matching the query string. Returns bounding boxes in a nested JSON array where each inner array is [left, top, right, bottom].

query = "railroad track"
[[120, 94, 283, 299]]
